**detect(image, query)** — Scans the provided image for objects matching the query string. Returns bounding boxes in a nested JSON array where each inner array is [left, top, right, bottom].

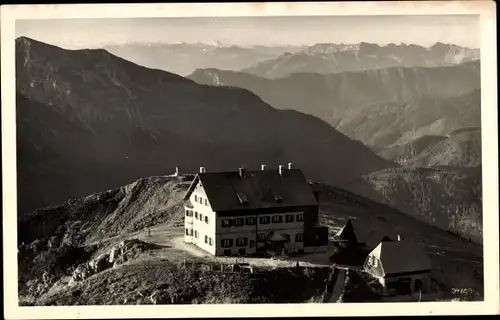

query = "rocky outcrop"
[[68, 239, 157, 285], [18, 176, 191, 247]]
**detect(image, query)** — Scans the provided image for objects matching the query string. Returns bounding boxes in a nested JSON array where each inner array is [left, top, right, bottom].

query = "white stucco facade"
[[364, 253, 432, 296], [184, 181, 217, 255], [184, 180, 307, 256]]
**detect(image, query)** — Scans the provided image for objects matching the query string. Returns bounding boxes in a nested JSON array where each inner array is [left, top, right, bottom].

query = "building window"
[[245, 217, 256, 225], [205, 235, 208, 244], [238, 248, 246, 256], [221, 219, 231, 228], [249, 240, 255, 248], [194, 195, 198, 202], [259, 216, 270, 224], [200, 214, 203, 221], [295, 233, 303, 242], [257, 233, 266, 242], [204, 199, 208, 206], [297, 213, 304, 222], [286, 214, 294, 223], [236, 237, 248, 247], [272, 215, 283, 224], [387, 281, 398, 292], [234, 218, 244, 227], [209, 238, 213, 246], [224, 249, 231, 256], [189, 229, 193, 236], [195, 212, 198, 219], [194, 230, 198, 238], [282, 233, 290, 242], [185, 228, 189, 236], [222, 239, 233, 248]]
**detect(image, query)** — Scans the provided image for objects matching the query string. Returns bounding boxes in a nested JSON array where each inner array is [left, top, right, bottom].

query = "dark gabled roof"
[[371, 240, 432, 276], [335, 219, 399, 249], [183, 168, 318, 212], [335, 219, 359, 243]]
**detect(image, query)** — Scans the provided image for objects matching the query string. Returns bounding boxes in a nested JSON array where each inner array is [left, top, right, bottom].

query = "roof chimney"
[[288, 162, 293, 170], [239, 167, 246, 177], [199, 167, 206, 174], [397, 234, 401, 241], [261, 164, 266, 171], [278, 165, 284, 175], [175, 167, 179, 175]]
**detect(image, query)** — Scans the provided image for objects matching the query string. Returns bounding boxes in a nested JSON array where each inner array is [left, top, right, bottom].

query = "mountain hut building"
[[183, 164, 329, 257]]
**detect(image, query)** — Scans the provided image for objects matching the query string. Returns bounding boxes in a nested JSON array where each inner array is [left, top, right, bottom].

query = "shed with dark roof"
[[334, 218, 399, 250]]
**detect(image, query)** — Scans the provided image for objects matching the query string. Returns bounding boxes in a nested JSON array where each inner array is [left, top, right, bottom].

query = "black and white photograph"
[[2, 2, 499, 318]]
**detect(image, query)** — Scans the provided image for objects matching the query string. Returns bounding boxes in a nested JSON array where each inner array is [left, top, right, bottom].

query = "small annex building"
[[183, 164, 329, 257], [363, 239, 432, 296]]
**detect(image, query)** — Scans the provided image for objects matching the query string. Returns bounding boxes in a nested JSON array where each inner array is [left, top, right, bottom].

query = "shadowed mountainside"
[[242, 42, 480, 79], [16, 36, 395, 214]]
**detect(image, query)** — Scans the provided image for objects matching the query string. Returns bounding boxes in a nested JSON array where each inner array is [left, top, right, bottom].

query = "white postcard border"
[[2, 2, 498, 318]]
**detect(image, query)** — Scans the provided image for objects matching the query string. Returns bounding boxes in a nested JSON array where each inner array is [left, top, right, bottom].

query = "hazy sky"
[[16, 15, 480, 49]]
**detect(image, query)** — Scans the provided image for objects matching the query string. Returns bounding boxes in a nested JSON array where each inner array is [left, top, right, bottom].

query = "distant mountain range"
[[188, 62, 480, 145], [242, 42, 480, 78], [15, 36, 394, 214], [101, 42, 307, 76]]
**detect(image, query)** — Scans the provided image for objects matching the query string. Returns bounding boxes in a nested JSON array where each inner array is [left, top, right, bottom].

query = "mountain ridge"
[[188, 61, 480, 134], [337, 89, 481, 149], [16, 36, 396, 214], [378, 127, 481, 168], [242, 41, 480, 79], [99, 40, 307, 76]]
